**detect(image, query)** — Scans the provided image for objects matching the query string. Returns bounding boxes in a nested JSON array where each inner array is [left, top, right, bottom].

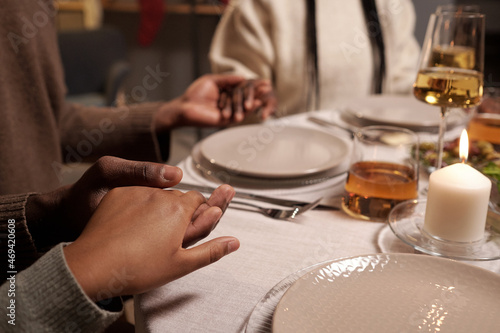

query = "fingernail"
[[235, 112, 244, 122], [222, 111, 231, 119], [162, 166, 182, 182], [227, 240, 240, 254]]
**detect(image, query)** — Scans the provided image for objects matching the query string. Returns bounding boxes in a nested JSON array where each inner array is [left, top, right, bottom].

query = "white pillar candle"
[[424, 163, 491, 243]]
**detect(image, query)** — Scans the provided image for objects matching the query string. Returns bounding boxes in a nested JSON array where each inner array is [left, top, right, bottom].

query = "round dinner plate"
[[191, 143, 349, 189], [270, 254, 500, 333], [199, 125, 349, 179], [342, 95, 468, 129]]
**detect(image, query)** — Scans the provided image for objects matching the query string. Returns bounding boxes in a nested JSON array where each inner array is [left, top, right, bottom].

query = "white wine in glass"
[[413, 12, 485, 170], [414, 68, 483, 107]]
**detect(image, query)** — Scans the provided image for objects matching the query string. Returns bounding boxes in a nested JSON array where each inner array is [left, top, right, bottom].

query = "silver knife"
[[171, 183, 341, 210]]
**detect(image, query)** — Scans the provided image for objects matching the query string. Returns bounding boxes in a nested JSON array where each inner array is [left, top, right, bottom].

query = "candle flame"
[[459, 129, 469, 163]]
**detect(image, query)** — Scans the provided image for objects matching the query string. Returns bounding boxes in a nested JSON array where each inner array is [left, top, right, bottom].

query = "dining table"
[[134, 102, 500, 333]]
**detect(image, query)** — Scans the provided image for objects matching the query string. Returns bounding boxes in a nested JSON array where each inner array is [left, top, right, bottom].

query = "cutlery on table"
[[230, 198, 322, 220], [307, 116, 356, 138], [171, 183, 340, 210]]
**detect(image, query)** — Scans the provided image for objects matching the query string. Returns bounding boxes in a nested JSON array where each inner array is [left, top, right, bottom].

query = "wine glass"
[[413, 11, 485, 170], [435, 4, 480, 15]]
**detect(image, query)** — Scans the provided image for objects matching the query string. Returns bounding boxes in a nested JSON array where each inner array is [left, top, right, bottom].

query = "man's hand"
[[63, 186, 239, 300], [26, 156, 183, 247]]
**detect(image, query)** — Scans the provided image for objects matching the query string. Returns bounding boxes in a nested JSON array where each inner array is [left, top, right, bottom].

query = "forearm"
[[0, 244, 121, 332], [60, 102, 164, 163]]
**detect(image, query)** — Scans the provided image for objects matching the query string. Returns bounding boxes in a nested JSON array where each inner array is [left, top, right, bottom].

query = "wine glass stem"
[[435, 107, 449, 170]]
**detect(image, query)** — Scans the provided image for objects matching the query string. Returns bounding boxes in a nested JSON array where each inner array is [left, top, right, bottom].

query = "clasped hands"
[[26, 156, 240, 301], [154, 74, 277, 131]]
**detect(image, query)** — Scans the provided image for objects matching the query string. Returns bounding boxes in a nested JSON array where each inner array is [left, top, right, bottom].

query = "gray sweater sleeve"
[[1, 243, 122, 332]]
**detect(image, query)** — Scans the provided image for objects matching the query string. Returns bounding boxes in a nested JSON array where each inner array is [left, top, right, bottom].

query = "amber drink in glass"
[[342, 126, 419, 221]]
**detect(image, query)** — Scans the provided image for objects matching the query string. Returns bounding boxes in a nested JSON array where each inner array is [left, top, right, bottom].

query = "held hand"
[[26, 156, 183, 247], [219, 79, 277, 122], [154, 74, 246, 130], [154, 75, 276, 131], [63, 186, 239, 300]]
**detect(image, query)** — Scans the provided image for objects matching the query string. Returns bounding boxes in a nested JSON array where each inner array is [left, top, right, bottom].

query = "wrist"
[[25, 188, 68, 249], [154, 97, 184, 132], [63, 242, 103, 301]]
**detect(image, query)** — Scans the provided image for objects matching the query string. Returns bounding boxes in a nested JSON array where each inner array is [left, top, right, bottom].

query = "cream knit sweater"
[[210, 0, 420, 115]]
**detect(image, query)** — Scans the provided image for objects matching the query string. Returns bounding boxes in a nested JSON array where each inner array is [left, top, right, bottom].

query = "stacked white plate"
[[192, 124, 350, 188]]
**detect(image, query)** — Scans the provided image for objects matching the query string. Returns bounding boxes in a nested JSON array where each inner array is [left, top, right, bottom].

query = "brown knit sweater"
[[0, 0, 164, 196]]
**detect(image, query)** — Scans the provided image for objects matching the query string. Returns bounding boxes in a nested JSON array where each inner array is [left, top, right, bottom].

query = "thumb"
[[181, 237, 240, 274], [86, 156, 183, 189]]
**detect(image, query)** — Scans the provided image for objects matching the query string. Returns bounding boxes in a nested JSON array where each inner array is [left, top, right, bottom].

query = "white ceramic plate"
[[272, 254, 500, 333], [244, 261, 328, 333], [191, 143, 349, 189], [199, 125, 349, 179], [343, 95, 467, 128]]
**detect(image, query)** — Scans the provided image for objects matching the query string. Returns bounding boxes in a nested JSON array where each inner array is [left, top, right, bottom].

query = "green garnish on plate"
[[482, 162, 500, 194]]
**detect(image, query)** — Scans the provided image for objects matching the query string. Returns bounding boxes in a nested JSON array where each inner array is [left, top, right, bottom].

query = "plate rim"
[[199, 125, 350, 179], [245, 252, 500, 333], [190, 143, 349, 189], [343, 95, 466, 128], [270, 253, 500, 333]]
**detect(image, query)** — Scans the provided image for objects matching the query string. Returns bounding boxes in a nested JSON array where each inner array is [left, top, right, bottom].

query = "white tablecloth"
[[135, 110, 500, 333]]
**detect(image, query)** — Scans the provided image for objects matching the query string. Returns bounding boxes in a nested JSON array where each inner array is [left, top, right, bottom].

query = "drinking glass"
[[413, 11, 485, 169], [435, 4, 480, 14], [341, 126, 419, 222], [468, 113, 500, 147]]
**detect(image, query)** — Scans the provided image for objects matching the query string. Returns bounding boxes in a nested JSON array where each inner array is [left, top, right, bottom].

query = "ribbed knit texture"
[[1, 244, 122, 332], [0, 0, 163, 196], [0, 194, 39, 281]]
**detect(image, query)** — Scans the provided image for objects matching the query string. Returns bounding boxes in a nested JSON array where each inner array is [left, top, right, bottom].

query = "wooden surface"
[[56, 1, 225, 15]]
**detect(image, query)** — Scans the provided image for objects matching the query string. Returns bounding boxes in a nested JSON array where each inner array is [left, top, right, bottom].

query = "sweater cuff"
[[0, 193, 39, 279], [17, 243, 122, 332]]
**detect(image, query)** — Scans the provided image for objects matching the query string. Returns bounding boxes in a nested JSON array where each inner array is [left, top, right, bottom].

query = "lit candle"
[[424, 130, 492, 243]]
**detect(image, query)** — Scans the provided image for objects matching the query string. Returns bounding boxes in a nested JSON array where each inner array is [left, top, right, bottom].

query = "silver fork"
[[229, 198, 322, 220]]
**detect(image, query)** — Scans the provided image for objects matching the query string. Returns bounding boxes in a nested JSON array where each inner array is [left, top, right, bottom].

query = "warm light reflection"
[[425, 95, 438, 104], [459, 129, 469, 163]]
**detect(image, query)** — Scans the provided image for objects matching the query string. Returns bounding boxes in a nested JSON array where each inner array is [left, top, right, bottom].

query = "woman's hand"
[[154, 74, 246, 130], [219, 79, 277, 122], [63, 185, 239, 300]]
